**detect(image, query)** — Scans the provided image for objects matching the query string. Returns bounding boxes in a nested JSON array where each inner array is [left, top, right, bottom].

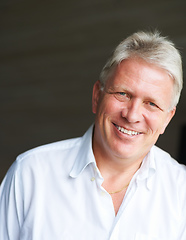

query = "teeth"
[[117, 125, 140, 136]]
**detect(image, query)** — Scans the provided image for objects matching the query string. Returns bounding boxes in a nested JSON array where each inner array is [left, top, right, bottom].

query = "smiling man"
[[92, 57, 177, 214], [0, 31, 185, 240]]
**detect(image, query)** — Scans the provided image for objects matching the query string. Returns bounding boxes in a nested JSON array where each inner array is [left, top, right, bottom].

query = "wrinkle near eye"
[[145, 101, 164, 112]]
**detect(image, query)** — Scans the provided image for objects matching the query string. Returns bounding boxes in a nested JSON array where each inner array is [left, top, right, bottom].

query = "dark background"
[[1, 0, 186, 182]]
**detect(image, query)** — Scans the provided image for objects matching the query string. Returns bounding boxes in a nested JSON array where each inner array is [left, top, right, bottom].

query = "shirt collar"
[[136, 146, 156, 190], [69, 125, 95, 178]]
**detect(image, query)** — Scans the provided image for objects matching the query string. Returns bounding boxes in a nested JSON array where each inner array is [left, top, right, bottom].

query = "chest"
[[110, 190, 127, 215], [20, 173, 181, 240]]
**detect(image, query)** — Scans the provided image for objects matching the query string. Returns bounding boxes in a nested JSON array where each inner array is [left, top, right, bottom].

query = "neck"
[[97, 156, 142, 181], [94, 146, 143, 178], [98, 155, 141, 204]]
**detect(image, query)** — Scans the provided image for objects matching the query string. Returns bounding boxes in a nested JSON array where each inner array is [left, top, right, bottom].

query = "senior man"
[[0, 31, 185, 239]]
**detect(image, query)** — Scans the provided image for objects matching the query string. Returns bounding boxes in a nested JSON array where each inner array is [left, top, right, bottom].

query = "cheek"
[[98, 98, 121, 117], [144, 112, 167, 134], [106, 101, 121, 114]]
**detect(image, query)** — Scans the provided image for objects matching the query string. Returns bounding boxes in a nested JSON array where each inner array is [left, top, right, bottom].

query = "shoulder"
[[19, 137, 81, 158], [150, 146, 186, 226], [152, 145, 186, 182], [3, 126, 94, 183], [15, 125, 94, 170], [14, 137, 82, 172], [153, 145, 186, 170], [153, 145, 182, 165], [0, 137, 84, 189]]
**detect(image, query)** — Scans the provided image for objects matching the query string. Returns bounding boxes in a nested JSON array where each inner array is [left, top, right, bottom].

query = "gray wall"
[[1, 0, 186, 182]]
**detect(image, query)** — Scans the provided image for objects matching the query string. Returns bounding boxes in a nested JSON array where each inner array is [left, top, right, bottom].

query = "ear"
[[92, 80, 102, 114], [161, 107, 176, 134]]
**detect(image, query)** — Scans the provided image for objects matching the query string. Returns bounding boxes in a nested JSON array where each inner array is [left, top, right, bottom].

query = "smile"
[[114, 124, 141, 136]]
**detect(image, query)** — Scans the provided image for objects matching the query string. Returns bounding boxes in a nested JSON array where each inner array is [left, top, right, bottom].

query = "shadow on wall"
[[178, 124, 186, 165]]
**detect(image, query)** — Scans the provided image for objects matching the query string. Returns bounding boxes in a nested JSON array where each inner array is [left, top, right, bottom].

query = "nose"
[[121, 99, 143, 123]]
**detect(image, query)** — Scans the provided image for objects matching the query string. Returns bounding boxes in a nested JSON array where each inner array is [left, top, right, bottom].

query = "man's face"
[[92, 58, 175, 164]]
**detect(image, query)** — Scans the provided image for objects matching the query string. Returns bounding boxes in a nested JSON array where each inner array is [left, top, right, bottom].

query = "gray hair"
[[100, 31, 183, 109]]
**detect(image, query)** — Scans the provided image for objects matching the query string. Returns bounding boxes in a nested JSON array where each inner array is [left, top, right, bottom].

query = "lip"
[[113, 123, 142, 136]]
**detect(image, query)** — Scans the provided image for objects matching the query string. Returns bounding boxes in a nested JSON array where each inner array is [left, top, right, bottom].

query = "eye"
[[114, 92, 130, 102], [118, 92, 127, 96], [149, 102, 157, 107], [147, 101, 162, 111]]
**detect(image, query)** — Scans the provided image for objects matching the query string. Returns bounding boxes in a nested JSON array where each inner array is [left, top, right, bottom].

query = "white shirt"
[[1, 125, 186, 240]]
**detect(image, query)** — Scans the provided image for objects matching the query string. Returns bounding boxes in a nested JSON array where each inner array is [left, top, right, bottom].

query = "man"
[[0, 31, 185, 239]]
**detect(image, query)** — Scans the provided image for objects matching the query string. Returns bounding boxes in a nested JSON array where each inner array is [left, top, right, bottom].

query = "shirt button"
[[91, 177, 95, 181], [101, 191, 106, 196]]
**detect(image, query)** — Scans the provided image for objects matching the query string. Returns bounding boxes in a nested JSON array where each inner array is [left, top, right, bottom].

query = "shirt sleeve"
[[176, 168, 186, 240], [177, 217, 186, 240], [0, 161, 22, 240]]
